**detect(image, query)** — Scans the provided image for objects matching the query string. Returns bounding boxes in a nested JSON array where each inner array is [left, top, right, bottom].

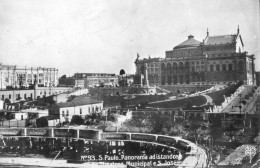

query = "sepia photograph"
[[0, 0, 260, 167]]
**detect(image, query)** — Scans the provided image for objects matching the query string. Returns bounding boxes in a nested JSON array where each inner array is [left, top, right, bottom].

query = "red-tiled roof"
[[205, 35, 237, 45], [56, 96, 102, 108]]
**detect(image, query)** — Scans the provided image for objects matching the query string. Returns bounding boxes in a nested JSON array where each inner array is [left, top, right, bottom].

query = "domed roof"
[[174, 35, 201, 49]]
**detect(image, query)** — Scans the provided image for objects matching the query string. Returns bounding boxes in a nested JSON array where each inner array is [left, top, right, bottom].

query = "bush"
[[70, 115, 84, 125]]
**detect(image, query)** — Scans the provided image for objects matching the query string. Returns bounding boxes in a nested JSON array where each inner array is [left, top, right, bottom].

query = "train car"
[[157, 136, 177, 146], [101, 132, 130, 141], [25, 128, 48, 136], [79, 129, 101, 140], [175, 140, 191, 153], [177, 138, 197, 154], [53, 128, 77, 138], [0, 128, 22, 136], [131, 133, 156, 142]]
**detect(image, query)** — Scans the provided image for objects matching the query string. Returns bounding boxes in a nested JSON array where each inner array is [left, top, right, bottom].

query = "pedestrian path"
[[201, 94, 213, 105]]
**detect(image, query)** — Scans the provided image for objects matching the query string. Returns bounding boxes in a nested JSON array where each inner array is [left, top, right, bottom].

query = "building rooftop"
[[56, 95, 102, 108], [174, 35, 202, 49], [205, 34, 237, 45]]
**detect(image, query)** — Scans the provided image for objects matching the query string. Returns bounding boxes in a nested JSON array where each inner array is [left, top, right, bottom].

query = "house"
[[50, 95, 103, 123]]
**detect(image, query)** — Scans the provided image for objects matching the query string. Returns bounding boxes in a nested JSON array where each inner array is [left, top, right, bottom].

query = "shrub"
[[70, 115, 84, 125]]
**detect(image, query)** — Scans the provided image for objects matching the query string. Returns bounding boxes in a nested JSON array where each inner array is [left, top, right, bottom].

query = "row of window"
[[161, 64, 237, 72], [209, 64, 233, 72], [191, 61, 205, 65], [173, 50, 201, 56], [1, 93, 33, 100], [144, 59, 240, 68], [61, 106, 102, 117], [209, 53, 235, 57], [148, 68, 159, 74], [148, 64, 159, 68]]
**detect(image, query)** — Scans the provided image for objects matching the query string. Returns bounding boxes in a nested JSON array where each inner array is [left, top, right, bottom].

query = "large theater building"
[[135, 27, 255, 86]]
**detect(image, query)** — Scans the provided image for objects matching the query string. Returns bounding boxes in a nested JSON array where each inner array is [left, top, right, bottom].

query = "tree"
[[36, 117, 48, 127], [70, 115, 84, 125], [61, 75, 67, 78], [119, 69, 125, 76], [4, 98, 11, 109]]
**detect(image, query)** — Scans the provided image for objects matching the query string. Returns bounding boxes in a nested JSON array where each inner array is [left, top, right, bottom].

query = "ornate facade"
[[0, 64, 58, 89], [135, 27, 255, 86]]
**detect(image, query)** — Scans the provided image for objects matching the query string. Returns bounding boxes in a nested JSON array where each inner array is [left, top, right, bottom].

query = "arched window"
[[185, 62, 189, 72], [166, 63, 171, 75], [172, 62, 177, 74], [179, 62, 184, 73], [161, 63, 166, 74]]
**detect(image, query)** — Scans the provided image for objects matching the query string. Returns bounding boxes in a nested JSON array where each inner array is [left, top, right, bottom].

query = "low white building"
[[3, 108, 48, 121], [6, 111, 28, 120], [0, 100, 3, 110], [50, 95, 103, 123]]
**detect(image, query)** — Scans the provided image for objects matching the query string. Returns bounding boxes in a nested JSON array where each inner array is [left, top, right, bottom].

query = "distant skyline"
[[0, 0, 259, 77]]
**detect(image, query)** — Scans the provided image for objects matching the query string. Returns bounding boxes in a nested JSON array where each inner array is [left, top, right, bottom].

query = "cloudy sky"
[[0, 0, 259, 76]]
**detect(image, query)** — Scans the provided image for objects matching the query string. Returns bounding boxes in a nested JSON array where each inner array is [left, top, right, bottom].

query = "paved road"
[[177, 146, 207, 168], [195, 147, 207, 168]]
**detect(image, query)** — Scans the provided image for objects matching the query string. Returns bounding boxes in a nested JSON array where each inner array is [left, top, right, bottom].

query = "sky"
[[0, 0, 259, 77]]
